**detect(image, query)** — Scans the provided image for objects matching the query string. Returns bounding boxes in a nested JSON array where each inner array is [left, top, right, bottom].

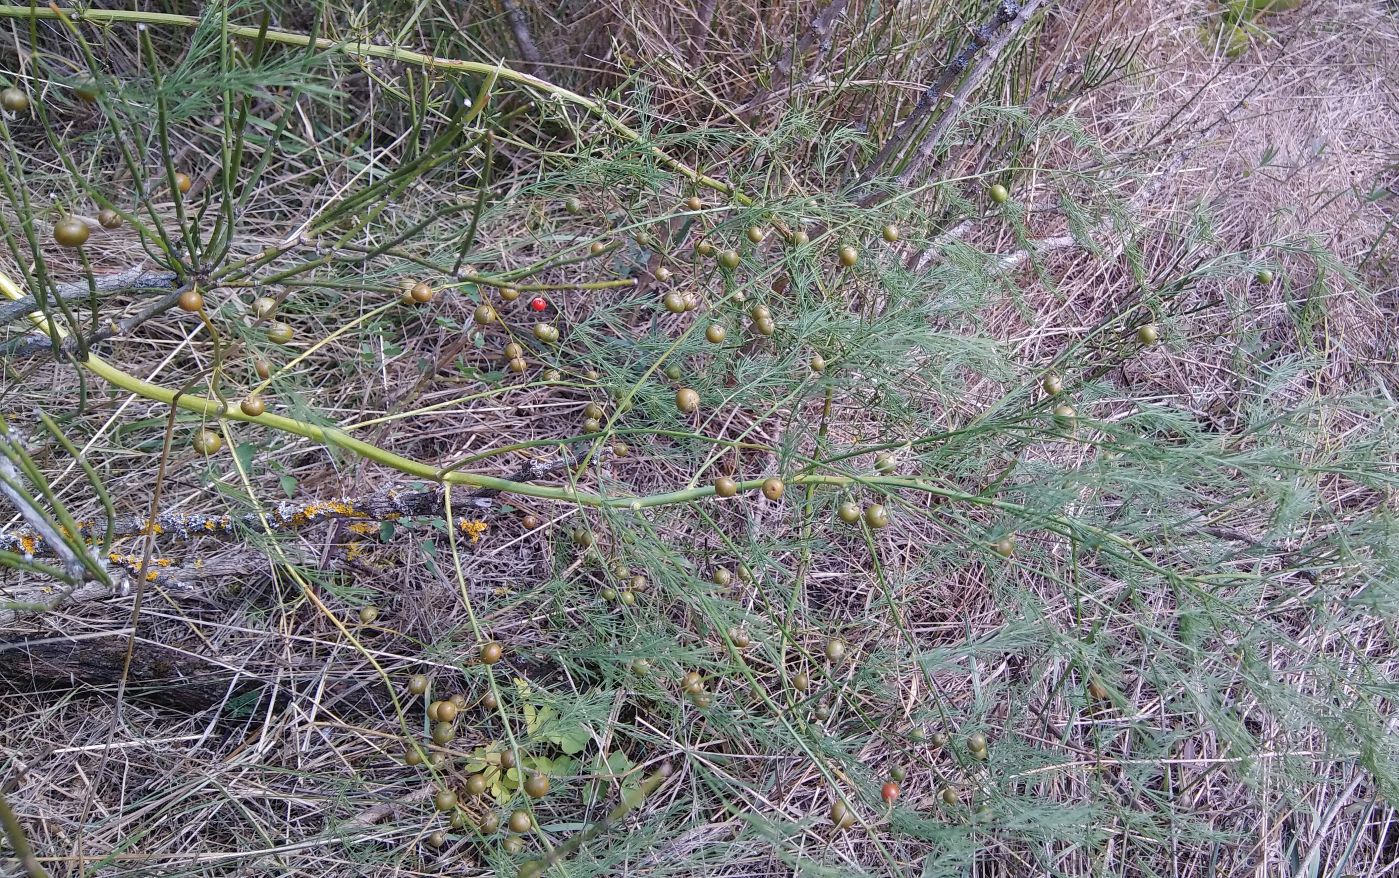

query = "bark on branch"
[[0, 632, 401, 716], [852, 0, 1049, 195], [0, 633, 253, 712], [0, 267, 178, 327], [893, 0, 1050, 189], [499, 0, 544, 78], [740, 0, 851, 119], [0, 455, 567, 562]]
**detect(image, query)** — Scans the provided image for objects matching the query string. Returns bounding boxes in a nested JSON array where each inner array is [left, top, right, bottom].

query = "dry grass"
[[0, 1, 1396, 877]]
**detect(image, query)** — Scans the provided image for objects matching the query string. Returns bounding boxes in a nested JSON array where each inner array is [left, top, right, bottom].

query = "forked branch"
[[853, 0, 1050, 195]]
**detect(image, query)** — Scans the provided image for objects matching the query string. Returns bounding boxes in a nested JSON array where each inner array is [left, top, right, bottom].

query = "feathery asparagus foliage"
[[0, 3, 1394, 877]]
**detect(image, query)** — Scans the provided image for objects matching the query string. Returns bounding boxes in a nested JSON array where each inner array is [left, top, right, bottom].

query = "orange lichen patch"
[[283, 499, 365, 528], [281, 506, 310, 527], [345, 541, 365, 561], [107, 552, 174, 577], [19, 534, 38, 555], [457, 519, 488, 544], [346, 522, 377, 535], [142, 522, 165, 536]]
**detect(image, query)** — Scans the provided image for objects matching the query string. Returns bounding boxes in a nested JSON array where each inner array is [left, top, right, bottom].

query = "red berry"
[[529, 296, 547, 312], [881, 781, 901, 803]]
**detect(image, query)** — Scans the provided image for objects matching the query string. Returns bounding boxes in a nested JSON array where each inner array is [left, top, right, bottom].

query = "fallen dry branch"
[[4, 280, 194, 359], [0, 632, 255, 711], [0, 486, 471, 558], [0, 489, 487, 622], [0, 455, 571, 561], [0, 555, 267, 626], [0, 631, 408, 716], [0, 267, 178, 328], [0, 456, 571, 625]]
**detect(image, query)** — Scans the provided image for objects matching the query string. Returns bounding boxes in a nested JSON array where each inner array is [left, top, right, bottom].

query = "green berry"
[[863, 504, 890, 529], [0, 87, 30, 113], [53, 217, 89, 248]]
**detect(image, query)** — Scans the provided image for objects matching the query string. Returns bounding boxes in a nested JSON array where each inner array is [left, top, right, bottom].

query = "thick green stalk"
[[3, 258, 1163, 555], [3, 262, 1220, 594], [78, 350, 948, 509]]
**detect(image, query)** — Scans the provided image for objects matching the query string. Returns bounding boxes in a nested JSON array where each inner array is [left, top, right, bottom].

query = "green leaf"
[[534, 705, 558, 733], [583, 751, 630, 807], [606, 751, 632, 774], [552, 756, 576, 776], [278, 474, 297, 498], [234, 441, 257, 473], [378, 520, 395, 542], [555, 723, 590, 755], [515, 678, 539, 732]]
